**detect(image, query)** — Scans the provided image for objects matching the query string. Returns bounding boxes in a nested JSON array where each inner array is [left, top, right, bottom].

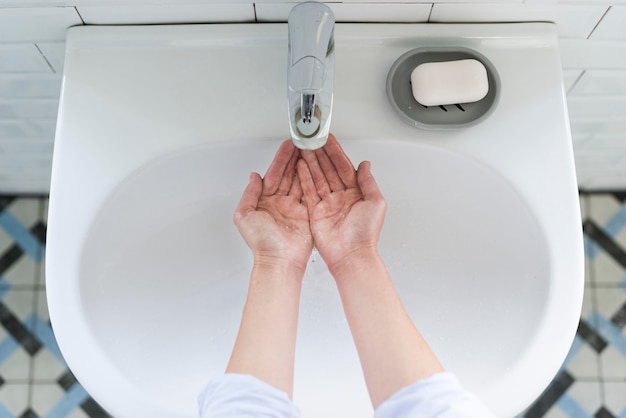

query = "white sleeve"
[[374, 372, 496, 418], [198, 374, 301, 418]]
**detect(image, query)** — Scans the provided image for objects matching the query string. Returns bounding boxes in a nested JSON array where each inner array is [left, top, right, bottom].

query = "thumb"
[[357, 161, 384, 203], [234, 172, 262, 223]]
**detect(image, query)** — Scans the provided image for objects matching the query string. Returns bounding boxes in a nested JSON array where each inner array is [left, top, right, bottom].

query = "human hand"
[[297, 134, 387, 274], [234, 140, 313, 274]]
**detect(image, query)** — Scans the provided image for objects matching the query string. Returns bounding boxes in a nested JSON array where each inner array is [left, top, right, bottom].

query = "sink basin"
[[79, 140, 550, 417], [48, 23, 583, 418]]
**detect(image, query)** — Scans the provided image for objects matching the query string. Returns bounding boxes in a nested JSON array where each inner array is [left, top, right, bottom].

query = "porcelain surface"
[[48, 23, 583, 418]]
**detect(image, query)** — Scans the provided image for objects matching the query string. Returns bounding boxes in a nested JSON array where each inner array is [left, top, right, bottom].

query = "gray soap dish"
[[386, 47, 500, 129]]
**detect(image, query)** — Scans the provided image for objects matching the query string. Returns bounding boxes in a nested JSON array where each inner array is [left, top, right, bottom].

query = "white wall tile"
[[35, 43, 66, 74], [589, 134, 626, 150], [570, 118, 626, 136], [256, 3, 432, 23], [575, 150, 626, 174], [563, 69, 583, 93], [570, 70, 626, 96], [561, 39, 626, 70], [0, 139, 54, 156], [0, 181, 50, 194], [574, 147, 624, 165], [0, 0, 66, 5], [254, 0, 515, 3], [571, 132, 592, 149], [524, 0, 625, 4], [0, 119, 54, 138], [76, 4, 254, 24], [567, 97, 626, 119], [71, 0, 251, 3], [28, 119, 57, 137], [429, 3, 608, 38], [0, 99, 59, 119], [590, 6, 626, 41], [0, 156, 51, 175], [0, 121, 31, 138], [2, 0, 251, 4], [570, 120, 604, 138], [0, 7, 82, 42], [0, 75, 62, 99], [0, 1, 625, 190], [0, 44, 52, 74]]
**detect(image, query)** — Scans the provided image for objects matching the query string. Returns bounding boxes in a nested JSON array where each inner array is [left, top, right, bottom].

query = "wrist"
[[327, 246, 382, 279], [253, 253, 308, 279]]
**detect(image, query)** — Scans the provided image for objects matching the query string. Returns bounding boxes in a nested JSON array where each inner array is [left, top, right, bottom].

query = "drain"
[[387, 47, 500, 129]]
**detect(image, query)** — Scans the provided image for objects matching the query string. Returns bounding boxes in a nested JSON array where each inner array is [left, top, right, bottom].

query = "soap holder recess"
[[386, 47, 500, 129]]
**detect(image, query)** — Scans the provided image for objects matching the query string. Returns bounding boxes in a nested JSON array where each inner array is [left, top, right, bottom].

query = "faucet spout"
[[288, 2, 335, 150], [301, 93, 315, 124]]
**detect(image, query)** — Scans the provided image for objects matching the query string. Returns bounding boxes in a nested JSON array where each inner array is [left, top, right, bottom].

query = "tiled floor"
[[0, 197, 110, 418], [518, 192, 626, 418], [0, 193, 625, 417]]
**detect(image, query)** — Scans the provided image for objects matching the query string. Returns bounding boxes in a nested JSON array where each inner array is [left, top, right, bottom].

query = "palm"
[[234, 141, 313, 269], [298, 135, 386, 271], [252, 195, 312, 261], [307, 190, 372, 264]]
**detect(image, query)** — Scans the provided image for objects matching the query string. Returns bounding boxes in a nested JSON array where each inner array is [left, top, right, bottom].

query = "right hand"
[[234, 140, 313, 274], [297, 134, 387, 274]]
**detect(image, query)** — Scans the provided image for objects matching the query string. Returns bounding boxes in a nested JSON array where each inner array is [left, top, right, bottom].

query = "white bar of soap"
[[411, 59, 489, 107]]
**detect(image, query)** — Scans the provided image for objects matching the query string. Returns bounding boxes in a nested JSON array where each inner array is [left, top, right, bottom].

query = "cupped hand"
[[234, 140, 313, 273], [297, 134, 387, 273]]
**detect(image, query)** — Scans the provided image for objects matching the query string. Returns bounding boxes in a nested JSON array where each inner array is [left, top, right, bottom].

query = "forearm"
[[330, 251, 444, 409], [226, 261, 304, 398]]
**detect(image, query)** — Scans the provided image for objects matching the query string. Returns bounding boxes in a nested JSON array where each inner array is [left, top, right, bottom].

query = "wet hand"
[[297, 134, 387, 274], [234, 140, 313, 274]]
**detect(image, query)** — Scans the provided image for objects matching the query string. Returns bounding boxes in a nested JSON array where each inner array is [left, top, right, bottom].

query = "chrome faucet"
[[287, 2, 335, 150]]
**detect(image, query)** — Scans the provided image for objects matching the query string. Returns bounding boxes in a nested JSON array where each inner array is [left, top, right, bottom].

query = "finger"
[[297, 159, 321, 208], [263, 139, 295, 196], [324, 134, 357, 188], [300, 149, 332, 199], [289, 170, 304, 202], [315, 147, 344, 192], [276, 147, 299, 196], [357, 161, 384, 203], [234, 172, 262, 223]]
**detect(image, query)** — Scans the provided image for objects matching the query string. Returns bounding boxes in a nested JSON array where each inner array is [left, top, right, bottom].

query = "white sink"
[[48, 23, 583, 418]]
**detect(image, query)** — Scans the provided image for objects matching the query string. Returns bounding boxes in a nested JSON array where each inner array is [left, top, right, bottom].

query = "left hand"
[[233, 140, 313, 273]]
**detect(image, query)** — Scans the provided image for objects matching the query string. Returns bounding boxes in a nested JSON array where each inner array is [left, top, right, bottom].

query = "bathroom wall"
[[0, 0, 624, 193]]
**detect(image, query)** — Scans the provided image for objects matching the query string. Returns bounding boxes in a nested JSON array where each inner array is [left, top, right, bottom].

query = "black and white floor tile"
[[0, 193, 625, 417], [0, 197, 110, 418], [519, 192, 626, 418]]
